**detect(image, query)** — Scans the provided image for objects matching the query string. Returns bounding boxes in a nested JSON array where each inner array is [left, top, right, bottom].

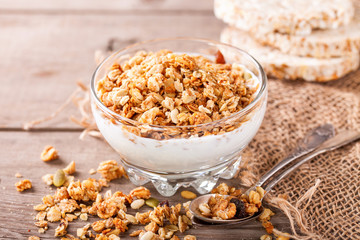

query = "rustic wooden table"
[[0, 1, 291, 239]]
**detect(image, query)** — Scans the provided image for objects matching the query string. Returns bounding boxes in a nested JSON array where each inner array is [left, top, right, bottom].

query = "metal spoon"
[[190, 126, 360, 225]]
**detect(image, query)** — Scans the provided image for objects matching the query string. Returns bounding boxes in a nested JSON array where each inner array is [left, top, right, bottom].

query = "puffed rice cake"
[[220, 27, 360, 82], [251, 6, 360, 58], [214, 0, 355, 35]]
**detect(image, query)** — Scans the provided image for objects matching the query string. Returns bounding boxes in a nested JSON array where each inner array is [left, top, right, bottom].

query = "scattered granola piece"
[[260, 235, 272, 240], [54, 219, 69, 237], [262, 221, 274, 234], [41, 145, 59, 162], [35, 211, 46, 221], [184, 235, 197, 240], [15, 172, 22, 178], [47, 206, 62, 222], [42, 194, 55, 207], [28, 236, 40, 240], [80, 213, 88, 221], [67, 180, 85, 201], [34, 220, 48, 228], [63, 161, 76, 175], [108, 234, 120, 240], [129, 186, 151, 199], [129, 229, 144, 237], [65, 213, 78, 222], [42, 174, 54, 186], [113, 218, 128, 232], [77, 223, 91, 238], [258, 208, 275, 222], [97, 160, 126, 181], [144, 221, 159, 233], [92, 220, 106, 233], [135, 211, 151, 225], [89, 168, 97, 175], [15, 179, 32, 192], [178, 215, 188, 233], [33, 204, 47, 211], [170, 236, 180, 240], [180, 191, 197, 200]]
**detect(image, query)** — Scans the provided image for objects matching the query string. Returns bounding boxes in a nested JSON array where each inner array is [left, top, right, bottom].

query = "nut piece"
[[130, 199, 145, 209], [53, 169, 66, 187], [40, 145, 58, 162], [140, 231, 154, 240], [15, 179, 32, 192], [215, 50, 226, 64], [181, 191, 197, 200], [63, 161, 76, 175], [145, 197, 159, 208]]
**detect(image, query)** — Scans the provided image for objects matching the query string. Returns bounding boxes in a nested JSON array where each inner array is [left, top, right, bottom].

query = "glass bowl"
[[90, 38, 268, 196]]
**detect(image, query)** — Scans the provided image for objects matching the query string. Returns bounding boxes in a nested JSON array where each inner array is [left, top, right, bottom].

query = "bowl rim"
[[90, 37, 268, 129]]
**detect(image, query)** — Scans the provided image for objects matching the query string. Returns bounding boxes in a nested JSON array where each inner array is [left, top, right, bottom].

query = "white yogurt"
[[92, 69, 266, 173]]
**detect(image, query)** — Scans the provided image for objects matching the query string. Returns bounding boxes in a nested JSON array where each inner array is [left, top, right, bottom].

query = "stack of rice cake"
[[215, 0, 360, 81]]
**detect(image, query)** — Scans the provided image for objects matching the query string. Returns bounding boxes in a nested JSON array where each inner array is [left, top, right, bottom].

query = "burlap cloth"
[[238, 71, 360, 239]]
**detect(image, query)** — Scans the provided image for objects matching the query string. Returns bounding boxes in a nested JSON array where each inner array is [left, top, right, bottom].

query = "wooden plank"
[[0, 14, 225, 129], [0, 0, 213, 12], [0, 131, 291, 239]]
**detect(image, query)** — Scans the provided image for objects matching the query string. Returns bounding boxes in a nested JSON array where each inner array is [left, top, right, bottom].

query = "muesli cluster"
[[29, 159, 195, 240], [198, 183, 264, 220], [96, 50, 258, 138]]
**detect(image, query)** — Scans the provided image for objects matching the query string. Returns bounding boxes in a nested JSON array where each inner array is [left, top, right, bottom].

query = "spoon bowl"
[[189, 194, 262, 224]]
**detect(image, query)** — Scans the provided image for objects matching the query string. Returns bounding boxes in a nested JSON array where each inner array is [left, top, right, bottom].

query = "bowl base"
[[121, 156, 242, 197]]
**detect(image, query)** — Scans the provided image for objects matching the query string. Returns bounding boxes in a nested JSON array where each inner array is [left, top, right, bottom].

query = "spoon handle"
[[262, 129, 360, 192], [256, 124, 335, 188]]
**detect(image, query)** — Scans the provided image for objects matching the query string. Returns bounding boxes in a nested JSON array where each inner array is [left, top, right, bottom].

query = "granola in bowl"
[[90, 38, 267, 196]]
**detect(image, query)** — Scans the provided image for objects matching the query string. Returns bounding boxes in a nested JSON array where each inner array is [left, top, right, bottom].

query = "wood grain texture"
[[0, 0, 213, 13], [0, 14, 224, 129], [0, 132, 291, 239]]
